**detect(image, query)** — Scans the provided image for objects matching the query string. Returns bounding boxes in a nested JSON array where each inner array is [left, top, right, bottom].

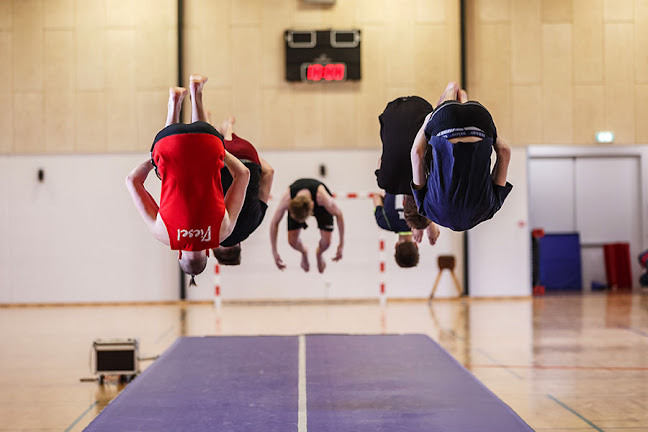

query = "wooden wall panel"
[[384, 1, 416, 87], [417, 0, 447, 24], [477, 0, 510, 22], [603, 0, 634, 22], [0, 0, 12, 29], [0, 31, 12, 89], [0, 92, 12, 152], [261, 88, 294, 150], [230, 27, 262, 145], [512, 85, 542, 145], [45, 30, 75, 89], [76, 91, 106, 152], [231, 0, 263, 26], [573, 0, 603, 83], [573, 84, 605, 144], [106, 0, 137, 27], [136, 90, 167, 152], [636, 85, 648, 142], [354, 0, 386, 25], [512, 0, 541, 84], [4, 0, 460, 153], [541, 0, 572, 23], [14, 92, 44, 153], [107, 91, 137, 152], [542, 24, 572, 144], [45, 0, 74, 28], [604, 23, 635, 143], [105, 30, 136, 90], [76, 29, 105, 90], [45, 91, 75, 152], [636, 0, 648, 83], [13, 0, 42, 92]]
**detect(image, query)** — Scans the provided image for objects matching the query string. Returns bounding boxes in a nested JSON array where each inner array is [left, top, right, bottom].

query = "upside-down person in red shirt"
[[126, 75, 250, 285]]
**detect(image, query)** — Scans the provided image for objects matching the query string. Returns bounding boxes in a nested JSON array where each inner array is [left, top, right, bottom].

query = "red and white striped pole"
[[379, 234, 386, 306], [213, 263, 222, 310]]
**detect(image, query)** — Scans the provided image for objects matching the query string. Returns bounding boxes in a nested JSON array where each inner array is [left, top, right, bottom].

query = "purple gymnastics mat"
[[84, 335, 534, 432]]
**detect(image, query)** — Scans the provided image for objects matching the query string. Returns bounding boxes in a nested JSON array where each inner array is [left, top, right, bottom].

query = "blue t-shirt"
[[375, 193, 411, 233], [412, 136, 513, 231]]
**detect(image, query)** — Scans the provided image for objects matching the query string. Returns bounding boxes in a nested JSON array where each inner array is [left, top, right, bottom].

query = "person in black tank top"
[[373, 193, 441, 268], [211, 117, 275, 266], [375, 96, 433, 195], [269, 178, 345, 273]]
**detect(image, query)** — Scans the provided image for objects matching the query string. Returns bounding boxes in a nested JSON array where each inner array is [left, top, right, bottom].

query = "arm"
[[318, 188, 345, 262], [269, 190, 291, 270], [411, 112, 433, 189], [492, 137, 511, 187], [411, 228, 424, 243], [125, 160, 169, 245], [257, 156, 275, 204], [372, 193, 385, 208], [219, 150, 250, 242]]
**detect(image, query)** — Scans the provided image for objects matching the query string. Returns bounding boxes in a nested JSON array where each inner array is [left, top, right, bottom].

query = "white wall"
[[0, 155, 178, 303], [528, 146, 648, 290], [1, 149, 532, 304], [467, 147, 531, 297]]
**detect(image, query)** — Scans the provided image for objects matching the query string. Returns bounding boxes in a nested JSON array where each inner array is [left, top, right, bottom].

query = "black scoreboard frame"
[[284, 29, 362, 82]]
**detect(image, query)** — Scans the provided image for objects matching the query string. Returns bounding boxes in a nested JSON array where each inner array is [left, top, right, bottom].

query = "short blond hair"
[[288, 195, 313, 223]]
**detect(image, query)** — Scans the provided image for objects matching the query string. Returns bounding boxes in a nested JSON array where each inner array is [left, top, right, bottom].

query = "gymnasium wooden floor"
[[1, 293, 647, 432]]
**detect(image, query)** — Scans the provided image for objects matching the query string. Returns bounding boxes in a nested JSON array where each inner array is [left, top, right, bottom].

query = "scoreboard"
[[284, 29, 361, 82]]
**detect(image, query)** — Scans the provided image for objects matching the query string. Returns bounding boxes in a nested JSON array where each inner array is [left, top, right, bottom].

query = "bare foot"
[[458, 89, 468, 103], [189, 74, 208, 95], [300, 251, 310, 272], [316, 248, 326, 273], [437, 81, 459, 106], [169, 87, 187, 108], [220, 116, 236, 141]]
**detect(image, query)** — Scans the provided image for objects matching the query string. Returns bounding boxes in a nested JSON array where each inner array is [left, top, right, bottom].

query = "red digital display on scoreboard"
[[301, 62, 347, 82]]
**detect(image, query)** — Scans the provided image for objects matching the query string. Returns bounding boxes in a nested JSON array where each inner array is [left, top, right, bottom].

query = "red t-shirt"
[[152, 133, 226, 251], [224, 133, 260, 165]]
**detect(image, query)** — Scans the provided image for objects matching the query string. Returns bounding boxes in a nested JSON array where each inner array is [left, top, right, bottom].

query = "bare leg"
[[189, 74, 209, 123], [458, 89, 468, 103], [166, 87, 187, 126], [220, 116, 236, 141], [437, 81, 459, 107], [316, 230, 332, 273], [288, 230, 310, 272], [257, 156, 275, 203]]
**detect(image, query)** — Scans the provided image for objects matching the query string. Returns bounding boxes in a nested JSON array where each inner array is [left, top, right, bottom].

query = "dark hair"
[[213, 245, 242, 266], [189, 275, 197, 287], [288, 195, 312, 223], [403, 195, 432, 229], [394, 242, 419, 268]]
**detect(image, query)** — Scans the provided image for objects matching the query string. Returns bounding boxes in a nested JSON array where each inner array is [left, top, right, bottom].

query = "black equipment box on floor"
[[93, 338, 139, 377]]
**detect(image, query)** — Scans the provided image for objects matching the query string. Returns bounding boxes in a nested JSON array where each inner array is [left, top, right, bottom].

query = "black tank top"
[[289, 178, 331, 212], [376, 96, 433, 195]]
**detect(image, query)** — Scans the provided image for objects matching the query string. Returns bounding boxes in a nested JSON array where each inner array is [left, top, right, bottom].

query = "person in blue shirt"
[[373, 193, 439, 268], [410, 82, 512, 231]]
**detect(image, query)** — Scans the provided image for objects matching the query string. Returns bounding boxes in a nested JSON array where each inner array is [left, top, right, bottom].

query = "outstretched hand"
[[427, 223, 441, 246], [411, 228, 424, 243], [273, 253, 286, 270], [332, 245, 343, 262]]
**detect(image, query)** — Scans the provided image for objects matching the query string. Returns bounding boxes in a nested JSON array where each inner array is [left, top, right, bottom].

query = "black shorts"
[[287, 207, 334, 232], [150, 121, 224, 179], [220, 162, 268, 247], [424, 101, 497, 141]]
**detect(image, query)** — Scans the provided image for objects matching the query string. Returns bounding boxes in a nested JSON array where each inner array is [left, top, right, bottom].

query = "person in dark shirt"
[[269, 179, 344, 273], [212, 117, 274, 266], [375, 96, 433, 195], [411, 82, 512, 231], [373, 193, 440, 268]]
